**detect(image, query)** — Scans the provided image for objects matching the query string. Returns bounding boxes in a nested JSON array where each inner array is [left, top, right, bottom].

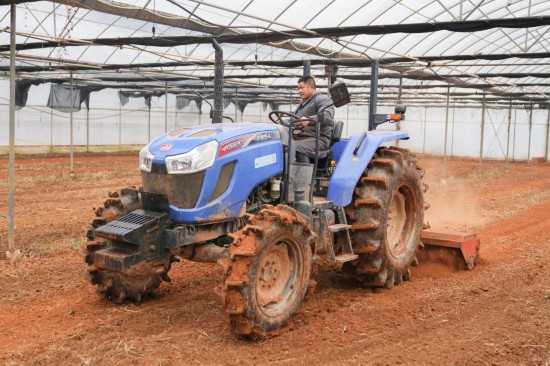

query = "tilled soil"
[[0, 152, 548, 365]]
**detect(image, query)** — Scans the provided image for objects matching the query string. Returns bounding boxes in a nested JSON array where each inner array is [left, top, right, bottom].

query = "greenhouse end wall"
[[1, 82, 549, 161]]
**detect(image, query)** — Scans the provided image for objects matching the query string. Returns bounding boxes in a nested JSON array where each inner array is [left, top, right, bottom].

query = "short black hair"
[[298, 76, 316, 88]]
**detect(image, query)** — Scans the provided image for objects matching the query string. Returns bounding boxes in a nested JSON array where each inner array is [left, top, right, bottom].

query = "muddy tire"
[[343, 147, 425, 288], [82, 187, 173, 303], [220, 205, 316, 339]]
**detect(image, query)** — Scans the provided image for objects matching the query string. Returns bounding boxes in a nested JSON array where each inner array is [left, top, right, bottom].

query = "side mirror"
[[395, 104, 407, 114], [329, 82, 350, 108]]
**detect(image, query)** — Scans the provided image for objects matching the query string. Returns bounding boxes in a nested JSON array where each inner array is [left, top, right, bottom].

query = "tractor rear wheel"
[[82, 187, 173, 303], [344, 147, 426, 288], [220, 205, 316, 339]]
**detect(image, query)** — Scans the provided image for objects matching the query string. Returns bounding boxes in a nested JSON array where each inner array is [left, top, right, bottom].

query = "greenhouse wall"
[[1, 81, 549, 161]]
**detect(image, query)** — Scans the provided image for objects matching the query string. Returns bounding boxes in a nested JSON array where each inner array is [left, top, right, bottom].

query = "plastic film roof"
[[1, 0, 550, 106]]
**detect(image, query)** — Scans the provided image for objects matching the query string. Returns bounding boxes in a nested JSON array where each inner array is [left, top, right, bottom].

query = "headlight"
[[139, 145, 154, 172], [165, 140, 219, 174]]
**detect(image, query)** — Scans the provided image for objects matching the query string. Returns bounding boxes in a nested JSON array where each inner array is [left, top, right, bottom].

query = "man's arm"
[[316, 94, 335, 127]]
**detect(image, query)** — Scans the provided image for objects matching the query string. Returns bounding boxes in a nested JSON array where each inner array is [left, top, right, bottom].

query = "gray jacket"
[[293, 91, 335, 158]]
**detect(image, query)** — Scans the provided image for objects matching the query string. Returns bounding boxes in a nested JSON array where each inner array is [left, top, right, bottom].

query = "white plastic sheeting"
[[1, 80, 548, 161]]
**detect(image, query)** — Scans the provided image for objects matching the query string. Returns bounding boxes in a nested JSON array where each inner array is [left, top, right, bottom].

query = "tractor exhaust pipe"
[[212, 38, 224, 124]]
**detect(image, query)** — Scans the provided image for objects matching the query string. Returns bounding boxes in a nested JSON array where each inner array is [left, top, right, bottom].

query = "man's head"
[[297, 76, 316, 101]]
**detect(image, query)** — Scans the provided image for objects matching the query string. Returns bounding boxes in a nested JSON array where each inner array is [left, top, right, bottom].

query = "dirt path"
[[0, 153, 548, 365]]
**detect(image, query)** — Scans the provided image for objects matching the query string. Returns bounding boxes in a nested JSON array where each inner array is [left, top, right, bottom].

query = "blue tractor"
[[83, 74, 425, 339]]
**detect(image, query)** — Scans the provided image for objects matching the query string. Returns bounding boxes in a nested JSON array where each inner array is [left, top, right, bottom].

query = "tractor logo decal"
[[219, 132, 278, 157], [219, 136, 250, 157], [160, 144, 172, 151]]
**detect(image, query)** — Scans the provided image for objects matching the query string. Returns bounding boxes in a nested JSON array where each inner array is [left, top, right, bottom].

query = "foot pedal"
[[329, 224, 352, 232], [335, 253, 359, 263]]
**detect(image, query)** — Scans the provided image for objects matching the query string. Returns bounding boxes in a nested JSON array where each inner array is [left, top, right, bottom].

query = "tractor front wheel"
[[220, 205, 316, 339]]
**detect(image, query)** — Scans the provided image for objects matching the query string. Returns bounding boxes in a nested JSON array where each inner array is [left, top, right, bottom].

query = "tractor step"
[[334, 253, 359, 263], [332, 206, 356, 263], [419, 229, 480, 270], [329, 224, 352, 232]]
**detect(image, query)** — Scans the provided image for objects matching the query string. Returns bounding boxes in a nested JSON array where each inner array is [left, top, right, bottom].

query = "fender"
[[327, 130, 409, 206]]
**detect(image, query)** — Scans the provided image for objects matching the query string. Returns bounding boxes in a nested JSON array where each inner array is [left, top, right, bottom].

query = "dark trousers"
[[296, 152, 312, 163]]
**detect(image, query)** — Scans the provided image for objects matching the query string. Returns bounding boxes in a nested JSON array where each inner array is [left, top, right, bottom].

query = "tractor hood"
[[140, 122, 284, 223], [146, 123, 280, 162]]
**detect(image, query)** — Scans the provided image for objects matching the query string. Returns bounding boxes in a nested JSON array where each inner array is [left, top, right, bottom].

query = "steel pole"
[[6, 4, 17, 256], [545, 108, 550, 162], [50, 108, 53, 151], [505, 99, 512, 167], [512, 108, 517, 161], [422, 106, 427, 154], [118, 99, 122, 149], [346, 103, 349, 138], [235, 88, 238, 123], [443, 87, 450, 180], [69, 71, 74, 176], [148, 106, 151, 141], [86, 106, 89, 152], [450, 102, 456, 157], [212, 39, 224, 124], [368, 60, 379, 131], [303, 60, 311, 77], [527, 105, 533, 165], [478, 93, 486, 173], [396, 75, 403, 147], [164, 81, 168, 132]]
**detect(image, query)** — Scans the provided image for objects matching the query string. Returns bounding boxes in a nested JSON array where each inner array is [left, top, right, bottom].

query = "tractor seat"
[[316, 120, 344, 172], [330, 120, 344, 146], [316, 120, 344, 159]]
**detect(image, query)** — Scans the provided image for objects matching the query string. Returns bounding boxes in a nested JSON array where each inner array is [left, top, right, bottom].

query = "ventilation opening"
[[209, 161, 236, 202]]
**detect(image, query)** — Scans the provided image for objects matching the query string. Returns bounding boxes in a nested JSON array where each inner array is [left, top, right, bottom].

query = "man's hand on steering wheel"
[[268, 111, 316, 132], [268, 110, 302, 127], [292, 120, 309, 131]]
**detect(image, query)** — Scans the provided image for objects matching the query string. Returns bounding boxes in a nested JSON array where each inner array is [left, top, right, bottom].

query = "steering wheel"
[[268, 110, 302, 127]]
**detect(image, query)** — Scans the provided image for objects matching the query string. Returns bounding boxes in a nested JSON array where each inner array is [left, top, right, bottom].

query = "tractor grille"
[[142, 166, 205, 208]]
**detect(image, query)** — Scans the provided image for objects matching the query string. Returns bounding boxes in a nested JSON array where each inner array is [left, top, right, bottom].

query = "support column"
[[422, 106, 427, 154], [69, 71, 74, 176], [164, 82, 168, 132], [50, 107, 53, 151], [118, 99, 122, 149], [396, 75, 403, 147], [234, 88, 238, 123], [545, 108, 550, 162], [368, 60, 379, 131], [346, 103, 350, 138], [174, 97, 178, 129], [148, 106, 151, 141], [86, 106, 90, 152], [303, 60, 311, 77], [443, 87, 450, 180], [506, 99, 512, 167], [478, 93, 486, 173], [512, 108, 517, 161], [527, 105, 533, 165], [450, 102, 456, 157], [6, 4, 17, 256]]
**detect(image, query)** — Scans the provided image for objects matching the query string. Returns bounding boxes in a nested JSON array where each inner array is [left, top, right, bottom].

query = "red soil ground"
[[0, 152, 548, 365]]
